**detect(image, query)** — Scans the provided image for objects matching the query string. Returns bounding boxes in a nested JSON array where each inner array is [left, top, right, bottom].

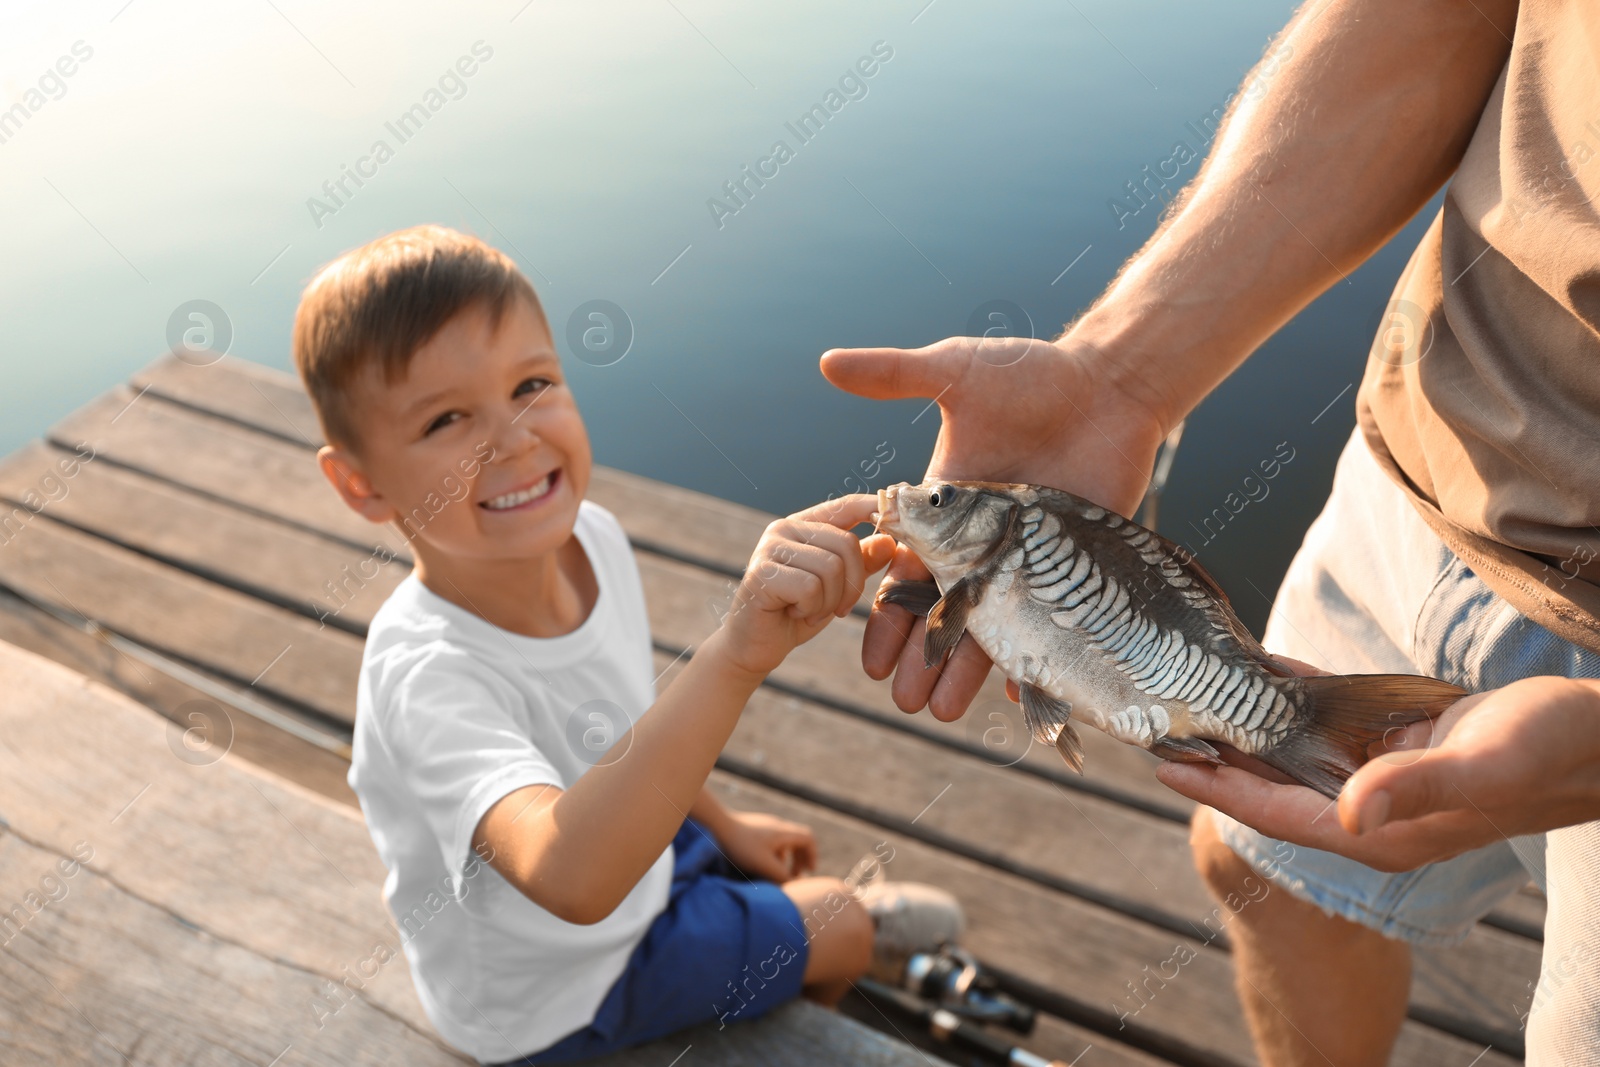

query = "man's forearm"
[[1068, 0, 1517, 434]]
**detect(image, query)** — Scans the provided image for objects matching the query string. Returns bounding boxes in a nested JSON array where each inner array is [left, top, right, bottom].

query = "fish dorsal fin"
[[1167, 546, 1230, 606], [1026, 487, 1276, 663]]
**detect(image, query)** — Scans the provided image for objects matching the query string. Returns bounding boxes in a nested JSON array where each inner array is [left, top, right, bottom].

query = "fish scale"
[[1011, 502, 1296, 742], [876, 480, 1467, 797]]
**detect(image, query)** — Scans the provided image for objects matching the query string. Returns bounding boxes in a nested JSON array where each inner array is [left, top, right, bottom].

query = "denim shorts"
[[1213, 427, 1600, 947], [497, 818, 808, 1065]]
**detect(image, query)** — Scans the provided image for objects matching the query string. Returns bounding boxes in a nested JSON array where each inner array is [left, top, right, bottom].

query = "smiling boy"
[[292, 225, 962, 1063]]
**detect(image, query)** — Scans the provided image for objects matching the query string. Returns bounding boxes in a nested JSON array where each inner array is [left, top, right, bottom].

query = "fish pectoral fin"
[[923, 578, 975, 668], [1019, 683, 1084, 773], [875, 578, 941, 619], [1148, 735, 1224, 766]]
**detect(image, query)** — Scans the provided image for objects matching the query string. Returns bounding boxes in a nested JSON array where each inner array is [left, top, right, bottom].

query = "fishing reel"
[[901, 945, 1036, 1035]]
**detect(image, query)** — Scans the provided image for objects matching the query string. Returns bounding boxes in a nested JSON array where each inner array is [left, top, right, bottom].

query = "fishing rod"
[[1137, 418, 1186, 533], [856, 970, 1072, 1067], [0, 581, 353, 760]]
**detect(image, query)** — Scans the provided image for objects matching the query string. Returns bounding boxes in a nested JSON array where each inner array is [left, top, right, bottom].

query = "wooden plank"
[[14, 422, 1539, 1052], [0, 641, 939, 1067], [0, 441, 393, 635], [0, 829, 464, 1067], [50, 386, 400, 557], [134, 352, 328, 448], [706, 774, 1521, 1067], [0, 588, 355, 807], [1484, 885, 1545, 940], [689, 654, 1537, 1057], [596, 1000, 955, 1067], [0, 640, 456, 1063], [0, 509, 362, 724]]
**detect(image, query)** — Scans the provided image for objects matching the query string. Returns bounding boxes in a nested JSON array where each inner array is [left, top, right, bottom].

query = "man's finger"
[[863, 602, 914, 679], [928, 637, 993, 722], [1155, 762, 1355, 852], [1338, 748, 1469, 835], [890, 616, 941, 712], [862, 546, 931, 680], [819, 342, 966, 402]]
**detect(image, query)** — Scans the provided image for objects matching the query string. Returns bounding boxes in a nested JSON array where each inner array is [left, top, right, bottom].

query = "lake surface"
[[0, 0, 1438, 636]]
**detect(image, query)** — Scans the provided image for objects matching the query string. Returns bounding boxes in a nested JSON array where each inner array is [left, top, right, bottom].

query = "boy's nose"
[[488, 414, 541, 459]]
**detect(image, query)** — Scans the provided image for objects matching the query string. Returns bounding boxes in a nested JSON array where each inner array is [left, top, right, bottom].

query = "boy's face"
[[325, 296, 592, 566]]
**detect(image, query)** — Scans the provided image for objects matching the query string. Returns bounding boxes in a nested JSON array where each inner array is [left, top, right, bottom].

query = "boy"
[[293, 225, 963, 1064]]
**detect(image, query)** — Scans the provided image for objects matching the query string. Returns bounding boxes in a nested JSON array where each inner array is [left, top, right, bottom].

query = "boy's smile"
[[480, 469, 560, 512]]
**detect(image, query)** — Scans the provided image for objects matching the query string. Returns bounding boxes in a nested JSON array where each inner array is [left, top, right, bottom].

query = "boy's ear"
[[318, 445, 396, 525]]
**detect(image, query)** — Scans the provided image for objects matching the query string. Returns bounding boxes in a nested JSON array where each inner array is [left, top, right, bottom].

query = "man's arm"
[[822, 0, 1519, 718], [1072, 0, 1518, 436]]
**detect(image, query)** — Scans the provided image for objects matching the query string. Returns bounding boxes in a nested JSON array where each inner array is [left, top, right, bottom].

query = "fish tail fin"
[[1257, 674, 1467, 799]]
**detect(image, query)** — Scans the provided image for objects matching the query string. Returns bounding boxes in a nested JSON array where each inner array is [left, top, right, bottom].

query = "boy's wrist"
[[695, 625, 773, 691]]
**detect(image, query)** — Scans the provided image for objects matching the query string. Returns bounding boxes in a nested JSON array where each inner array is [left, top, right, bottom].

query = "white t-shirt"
[[349, 502, 674, 1062]]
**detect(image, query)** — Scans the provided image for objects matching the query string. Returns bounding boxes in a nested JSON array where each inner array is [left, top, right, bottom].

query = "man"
[[821, 0, 1600, 1063]]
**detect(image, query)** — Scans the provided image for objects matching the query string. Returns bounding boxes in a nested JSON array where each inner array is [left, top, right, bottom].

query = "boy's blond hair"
[[292, 224, 545, 449]]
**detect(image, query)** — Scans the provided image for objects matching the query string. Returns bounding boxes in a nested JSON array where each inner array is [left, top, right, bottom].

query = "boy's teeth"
[[484, 474, 551, 511]]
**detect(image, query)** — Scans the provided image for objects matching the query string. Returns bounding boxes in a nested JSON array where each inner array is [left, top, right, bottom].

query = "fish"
[[873, 480, 1466, 798]]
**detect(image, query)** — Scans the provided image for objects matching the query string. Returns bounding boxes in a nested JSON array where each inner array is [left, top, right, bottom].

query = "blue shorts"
[[497, 818, 809, 1065], [1215, 429, 1600, 946]]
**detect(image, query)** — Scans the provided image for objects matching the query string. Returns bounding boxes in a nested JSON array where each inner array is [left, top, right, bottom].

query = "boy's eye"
[[423, 411, 462, 436], [513, 377, 552, 399]]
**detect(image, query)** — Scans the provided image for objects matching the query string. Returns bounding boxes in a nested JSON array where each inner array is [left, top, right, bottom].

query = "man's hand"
[[715, 810, 818, 883], [818, 0, 1516, 723], [821, 336, 1169, 720], [719, 495, 896, 679], [1158, 676, 1600, 872]]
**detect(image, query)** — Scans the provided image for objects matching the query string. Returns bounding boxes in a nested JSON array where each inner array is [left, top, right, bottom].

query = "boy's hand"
[[717, 810, 818, 882], [717, 495, 895, 678]]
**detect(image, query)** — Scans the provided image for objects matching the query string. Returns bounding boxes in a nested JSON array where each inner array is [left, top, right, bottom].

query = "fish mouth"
[[874, 485, 902, 536]]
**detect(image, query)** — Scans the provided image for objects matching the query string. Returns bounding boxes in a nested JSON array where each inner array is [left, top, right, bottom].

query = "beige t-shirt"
[[1356, 0, 1600, 655]]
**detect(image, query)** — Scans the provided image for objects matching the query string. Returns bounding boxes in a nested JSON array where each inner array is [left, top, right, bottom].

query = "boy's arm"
[[690, 786, 819, 882], [687, 785, 734, 839], [473, 496, 892, 925]]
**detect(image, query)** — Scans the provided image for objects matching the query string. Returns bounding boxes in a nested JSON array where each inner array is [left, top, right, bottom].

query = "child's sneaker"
[[857, 880, 966, 982]]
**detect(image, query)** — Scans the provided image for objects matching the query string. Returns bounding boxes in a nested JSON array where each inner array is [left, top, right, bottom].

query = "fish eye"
[[929, 487, 948, 508]]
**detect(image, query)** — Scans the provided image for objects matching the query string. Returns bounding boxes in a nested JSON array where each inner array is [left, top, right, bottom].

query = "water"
[[0, 0, 1438, 637]]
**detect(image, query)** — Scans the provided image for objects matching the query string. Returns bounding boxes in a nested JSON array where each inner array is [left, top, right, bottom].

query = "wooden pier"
[[0, 354, 1544, 1065]]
